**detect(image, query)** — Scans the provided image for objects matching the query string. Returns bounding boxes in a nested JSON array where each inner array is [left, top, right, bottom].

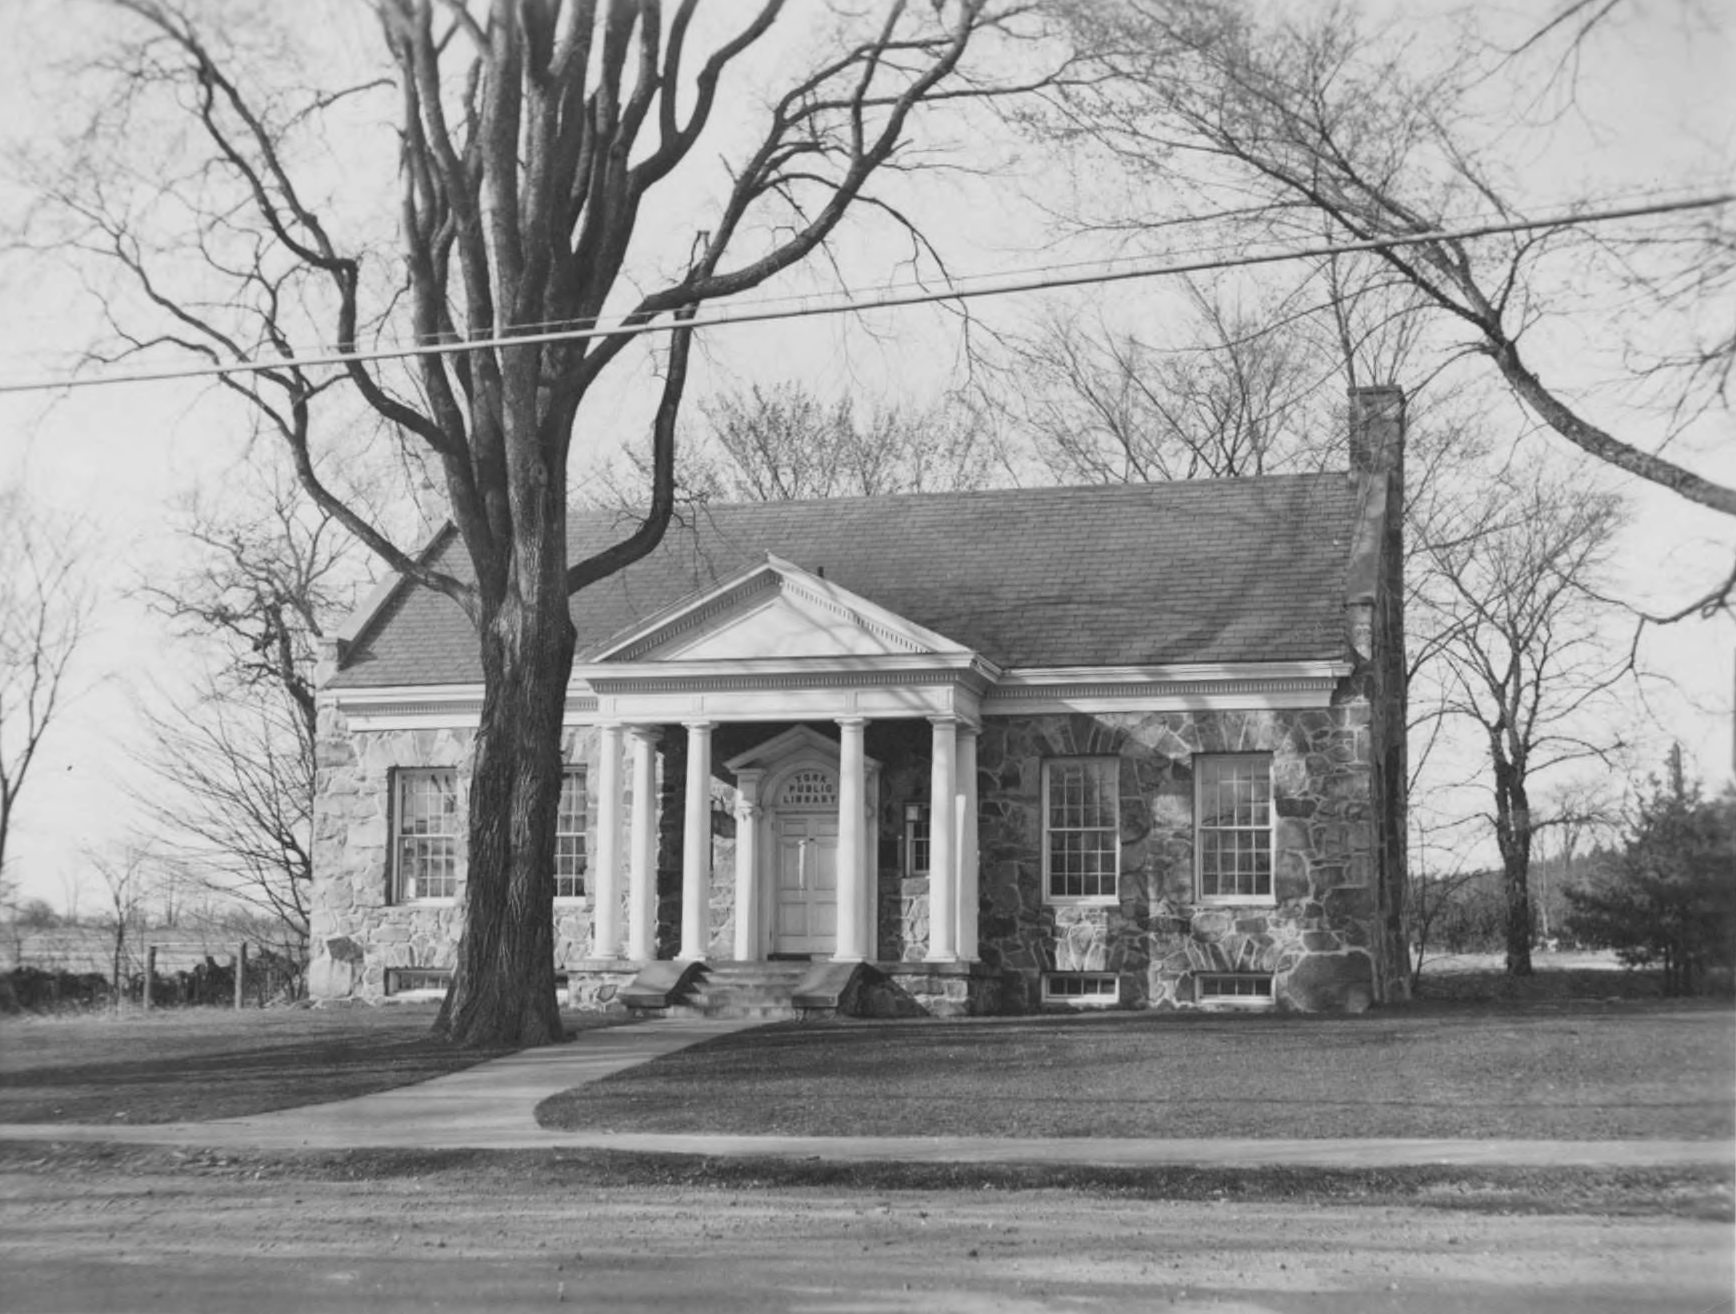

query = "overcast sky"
[[0, 0, 1731, 912]]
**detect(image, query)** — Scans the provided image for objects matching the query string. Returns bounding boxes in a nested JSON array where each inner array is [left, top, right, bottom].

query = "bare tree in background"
[[608, 381, 996, 503], [132, 469, 364, 977], [1418, 465, 1631, 975], [1530, 775, 1622, 944], [0, 483, 93, 893], [88, 842, 160, 1010], [36, 1, 1065, 1046], [990, 280, 1341, 482]]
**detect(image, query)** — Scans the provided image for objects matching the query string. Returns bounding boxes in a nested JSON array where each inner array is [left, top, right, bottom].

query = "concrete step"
[[671, 962, 824, 1020]]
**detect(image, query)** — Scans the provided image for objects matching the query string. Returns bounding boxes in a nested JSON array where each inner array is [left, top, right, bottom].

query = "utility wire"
[[0, 192, 1727, 397], [324, 179, 1733, 348]]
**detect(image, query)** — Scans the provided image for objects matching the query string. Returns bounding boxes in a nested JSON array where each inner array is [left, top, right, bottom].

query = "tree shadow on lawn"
[[0, 1008, 627, 1125], [537, 1000, 1736, 1142]]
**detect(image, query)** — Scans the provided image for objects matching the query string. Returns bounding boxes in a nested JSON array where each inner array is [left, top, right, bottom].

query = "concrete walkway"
[[0, 1016, 1729, 1171]]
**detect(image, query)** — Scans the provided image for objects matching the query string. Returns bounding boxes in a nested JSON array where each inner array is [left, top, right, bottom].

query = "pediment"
[[591, 555, 972, 664]]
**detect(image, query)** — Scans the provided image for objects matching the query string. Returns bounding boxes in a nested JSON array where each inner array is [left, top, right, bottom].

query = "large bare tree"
[[38, 0, 1058, 1046], [0, 483, 93, 894], [1047, 1, 1735, 575]]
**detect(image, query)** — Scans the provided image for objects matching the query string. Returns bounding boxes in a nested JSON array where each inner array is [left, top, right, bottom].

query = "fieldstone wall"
[[975, 707, 1385, 1013], [307, 703, 609, 1004], [310, 699, 1393, 1014], [871, 725, 934, 963]]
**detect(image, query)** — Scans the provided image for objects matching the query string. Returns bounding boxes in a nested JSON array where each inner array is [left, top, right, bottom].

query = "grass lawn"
[[536, 995, 1736, 1142], [0, 1005, 627, 1124]]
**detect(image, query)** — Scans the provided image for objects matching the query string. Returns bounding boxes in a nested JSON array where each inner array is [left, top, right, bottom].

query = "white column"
[[592, 723, 623, 959], [956, 724, 980, 963], [626, 726, 660, 963], [732, 772, 763, 961], [925, 715, 958, 963], [680, 721, 713, 961], [834, 718, 868, 961], [864, 764, 882, 963]]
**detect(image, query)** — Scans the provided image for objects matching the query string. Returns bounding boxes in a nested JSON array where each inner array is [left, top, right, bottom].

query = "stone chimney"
[[1345, 384, 1408, 1005], [1349, 385, 1405, 476]]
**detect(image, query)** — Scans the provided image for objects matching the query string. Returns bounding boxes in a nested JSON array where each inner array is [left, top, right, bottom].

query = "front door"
[[774, 813, 838, 956]]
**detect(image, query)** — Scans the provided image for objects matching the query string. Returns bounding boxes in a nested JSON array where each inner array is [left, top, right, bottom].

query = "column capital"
[[625, 724, 663, 744], [682, 719, 715, 732], [835, 715, 868, 729], [733, 799, 761, 824], [927, 713, 961, 729]]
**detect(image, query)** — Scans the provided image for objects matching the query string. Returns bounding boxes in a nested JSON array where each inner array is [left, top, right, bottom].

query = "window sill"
[[1195, 897, 1276, 909], [1043, 896, 1120, 908], [392, 898, 460, 908]]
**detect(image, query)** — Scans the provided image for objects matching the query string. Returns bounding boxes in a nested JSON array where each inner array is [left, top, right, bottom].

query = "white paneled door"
[[773, 813, 838, 956]]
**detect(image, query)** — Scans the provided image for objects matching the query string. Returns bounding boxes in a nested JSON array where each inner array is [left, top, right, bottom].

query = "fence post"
[[144, 945, 156, 1011], [234, 942, 247, 1010]]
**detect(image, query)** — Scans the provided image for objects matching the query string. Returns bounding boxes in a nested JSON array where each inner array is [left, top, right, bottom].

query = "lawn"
[[535, 997, 1736, 1142], [0, 1005, 626, 1124]]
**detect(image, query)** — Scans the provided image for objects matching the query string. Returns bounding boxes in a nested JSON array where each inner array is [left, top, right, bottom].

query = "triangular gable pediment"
[[591, 554, 973, 664]]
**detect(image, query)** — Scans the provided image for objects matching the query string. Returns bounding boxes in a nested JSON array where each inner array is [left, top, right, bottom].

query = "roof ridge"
[[569, 471, 1350, 522]]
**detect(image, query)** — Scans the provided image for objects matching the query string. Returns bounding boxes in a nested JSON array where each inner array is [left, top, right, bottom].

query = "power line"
[[0, 192, 1727, 397], [336, 180, 1731, 348]]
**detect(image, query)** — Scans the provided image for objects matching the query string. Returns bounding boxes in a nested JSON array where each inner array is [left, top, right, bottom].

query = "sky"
[[0, 0, 1732, 913]]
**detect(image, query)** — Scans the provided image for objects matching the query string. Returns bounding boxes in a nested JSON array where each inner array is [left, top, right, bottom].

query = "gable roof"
[[327, 475, 1363, 689], [592, 553, 977, 663]]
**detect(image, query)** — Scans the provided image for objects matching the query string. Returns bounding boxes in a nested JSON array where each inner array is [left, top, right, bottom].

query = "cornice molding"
[[606, 570, 780, 663], [779, 574, 930, 656], [989, 677, 1336, 701], [591, 668, 972, 696]]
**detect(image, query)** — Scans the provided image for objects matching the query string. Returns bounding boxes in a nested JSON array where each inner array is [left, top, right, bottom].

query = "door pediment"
[[589, 555, 973, 666]]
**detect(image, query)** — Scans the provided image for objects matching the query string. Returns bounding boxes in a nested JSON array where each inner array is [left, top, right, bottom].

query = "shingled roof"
[[328, 474, 1364, 689]]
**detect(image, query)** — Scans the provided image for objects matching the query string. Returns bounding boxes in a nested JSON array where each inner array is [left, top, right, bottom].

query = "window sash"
[[1043, 758, 1119, 902], [394, 769, 460, 902], [904, 803, 930, 878], [1196, 754, 1273, 902], [554, 768, 587, 900]]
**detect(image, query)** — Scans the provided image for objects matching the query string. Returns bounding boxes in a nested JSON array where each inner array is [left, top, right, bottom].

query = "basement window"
[[385, 968, 451, 1000], [1196, 974, 1274, 1007], [1041, 972, 1120, 1006]]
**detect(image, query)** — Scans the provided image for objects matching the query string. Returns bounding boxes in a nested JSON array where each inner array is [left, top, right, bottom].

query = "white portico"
[[578, 555, 987, 966]]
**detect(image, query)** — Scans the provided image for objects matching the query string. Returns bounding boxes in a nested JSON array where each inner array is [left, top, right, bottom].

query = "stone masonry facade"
[[966, 707, 1390, 1014], [308, 710, 617, 1005], [311, 699, 1398, 1013]]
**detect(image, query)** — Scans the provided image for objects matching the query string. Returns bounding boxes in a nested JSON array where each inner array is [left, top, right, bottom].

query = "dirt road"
[[1, 1162, 1728, 1313]]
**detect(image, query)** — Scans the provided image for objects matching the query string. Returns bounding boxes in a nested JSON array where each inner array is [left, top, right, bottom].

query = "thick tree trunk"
[[1493, 767, 1534, 977], [434, 584, 576, 1050]]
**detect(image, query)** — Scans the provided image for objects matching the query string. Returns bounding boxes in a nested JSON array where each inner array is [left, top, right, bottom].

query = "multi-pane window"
[[1197, 973, 1274, 1005], [394, 769, 460, 902], [553, 768, 587, 900], [1043, 758, 1120, 902], [904, 803, 931, 878], [1196, 754, 1273, 902]]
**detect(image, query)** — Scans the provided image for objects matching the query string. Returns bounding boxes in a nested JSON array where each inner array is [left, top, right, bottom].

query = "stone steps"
[[674, 961, 814, 1019]]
